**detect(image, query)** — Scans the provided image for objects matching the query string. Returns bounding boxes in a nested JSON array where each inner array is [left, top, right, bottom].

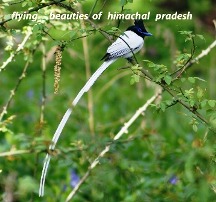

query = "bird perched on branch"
[[39, 20, 152, 196]]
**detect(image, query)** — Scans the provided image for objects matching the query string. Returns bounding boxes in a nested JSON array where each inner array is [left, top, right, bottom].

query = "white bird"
[[39, 20, 152, 196]]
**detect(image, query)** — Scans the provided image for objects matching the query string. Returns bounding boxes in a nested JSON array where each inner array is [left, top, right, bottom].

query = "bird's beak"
[[144, 32, 153, 36]]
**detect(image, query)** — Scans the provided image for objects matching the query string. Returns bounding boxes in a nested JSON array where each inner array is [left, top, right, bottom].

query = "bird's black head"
[[127, 20, 152, 38]]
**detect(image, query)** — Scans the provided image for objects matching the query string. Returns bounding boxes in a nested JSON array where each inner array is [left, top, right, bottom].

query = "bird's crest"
[[134, 20, 148, 32]]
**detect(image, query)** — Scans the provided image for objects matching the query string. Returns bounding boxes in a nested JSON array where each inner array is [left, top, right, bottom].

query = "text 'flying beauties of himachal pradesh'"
[[10, 11, 192, 21]]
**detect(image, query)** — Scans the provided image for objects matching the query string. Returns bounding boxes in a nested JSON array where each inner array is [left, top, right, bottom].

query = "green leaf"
[[160, 103, 166, 112], [179, 31, 192, 35], [33, 24, 40, 32], [208, 100, 216, 108], [192, 124, 198, 132], [143, 59, 151, 63], [185, 36, 192, 42], [28, 1, 32, 6], [165, 100, 173, 106], [22, 1, 28, 7], [131, 64, 142, 70], [209, 115, 216, 129], [36, 34, 42, 41], [111, 27, 119, 31], [70, 30, 77, 38], [185, 88, 194, 98], [120, 0, 127, 6], [130, 74, 140, 85], [164, 75, 172, 85], [189, 100, 195, 107], [196, 34, 205, 41], [174, 53, 191, 67], [107, 27, 121, 34], [197, 87, 204, 99], [200, 100, 207, 108], [18, 176, 37, 195], [181, 78, 186, 82], [188, 77, 195, 83]]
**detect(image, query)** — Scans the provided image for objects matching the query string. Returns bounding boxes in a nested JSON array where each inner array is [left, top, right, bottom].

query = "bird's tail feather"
[[39, 59, 116, 196], [73, 59, 116, 106]]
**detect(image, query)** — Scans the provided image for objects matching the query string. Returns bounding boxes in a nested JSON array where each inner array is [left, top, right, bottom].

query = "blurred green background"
[[0, 0, 216, 201]]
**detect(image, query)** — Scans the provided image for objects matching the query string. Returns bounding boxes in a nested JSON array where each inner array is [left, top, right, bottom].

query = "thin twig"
[[42, 29, 56, 41], [189, 39, 216, 67], [97, 0, 108, 14], [0, 147, 88, 158], [67, 32, 94, 44], [41, 44, 47, 124], [161, 84, 209, 125], [171, 37, 196, 77], [56, 2, 112, 42], [117, 6, 124, 28], [0, 27, 32, 72], [65, 89, 162, 201], [89, 0, 99, 17], [0, 149, 30, 157], [176, 37, 196, 78], [0, 39, 41, 121], [172, 39, 216, 80], [96, 71, 130, 100], [80, 6, 95, 135], [0, 60, 30, 121]]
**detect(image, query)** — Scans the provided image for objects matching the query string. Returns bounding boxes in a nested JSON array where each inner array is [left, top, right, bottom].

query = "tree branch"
[[173, 39, 216, 80], [188, 39, 216, 67]]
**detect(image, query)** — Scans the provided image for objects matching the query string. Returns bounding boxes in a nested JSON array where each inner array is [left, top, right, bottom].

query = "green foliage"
[[130, 64, 142, 84]]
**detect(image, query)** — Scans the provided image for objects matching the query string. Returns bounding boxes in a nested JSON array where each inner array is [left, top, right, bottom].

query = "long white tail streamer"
[[39, 59, 116, 196]]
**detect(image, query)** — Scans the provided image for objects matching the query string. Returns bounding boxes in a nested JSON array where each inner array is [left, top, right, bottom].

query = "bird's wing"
[[107, 30, 144, 58]]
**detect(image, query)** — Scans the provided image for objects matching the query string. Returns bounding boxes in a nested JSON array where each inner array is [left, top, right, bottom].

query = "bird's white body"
[[39, 22, 150, 197], [107, 30, 144, 59]]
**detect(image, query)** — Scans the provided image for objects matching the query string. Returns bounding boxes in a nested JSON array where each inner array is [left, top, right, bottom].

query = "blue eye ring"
[[137, 27, 152, 36]]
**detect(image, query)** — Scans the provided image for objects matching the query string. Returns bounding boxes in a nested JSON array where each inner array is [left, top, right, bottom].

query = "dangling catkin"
[[54, 46, 62, 94]]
